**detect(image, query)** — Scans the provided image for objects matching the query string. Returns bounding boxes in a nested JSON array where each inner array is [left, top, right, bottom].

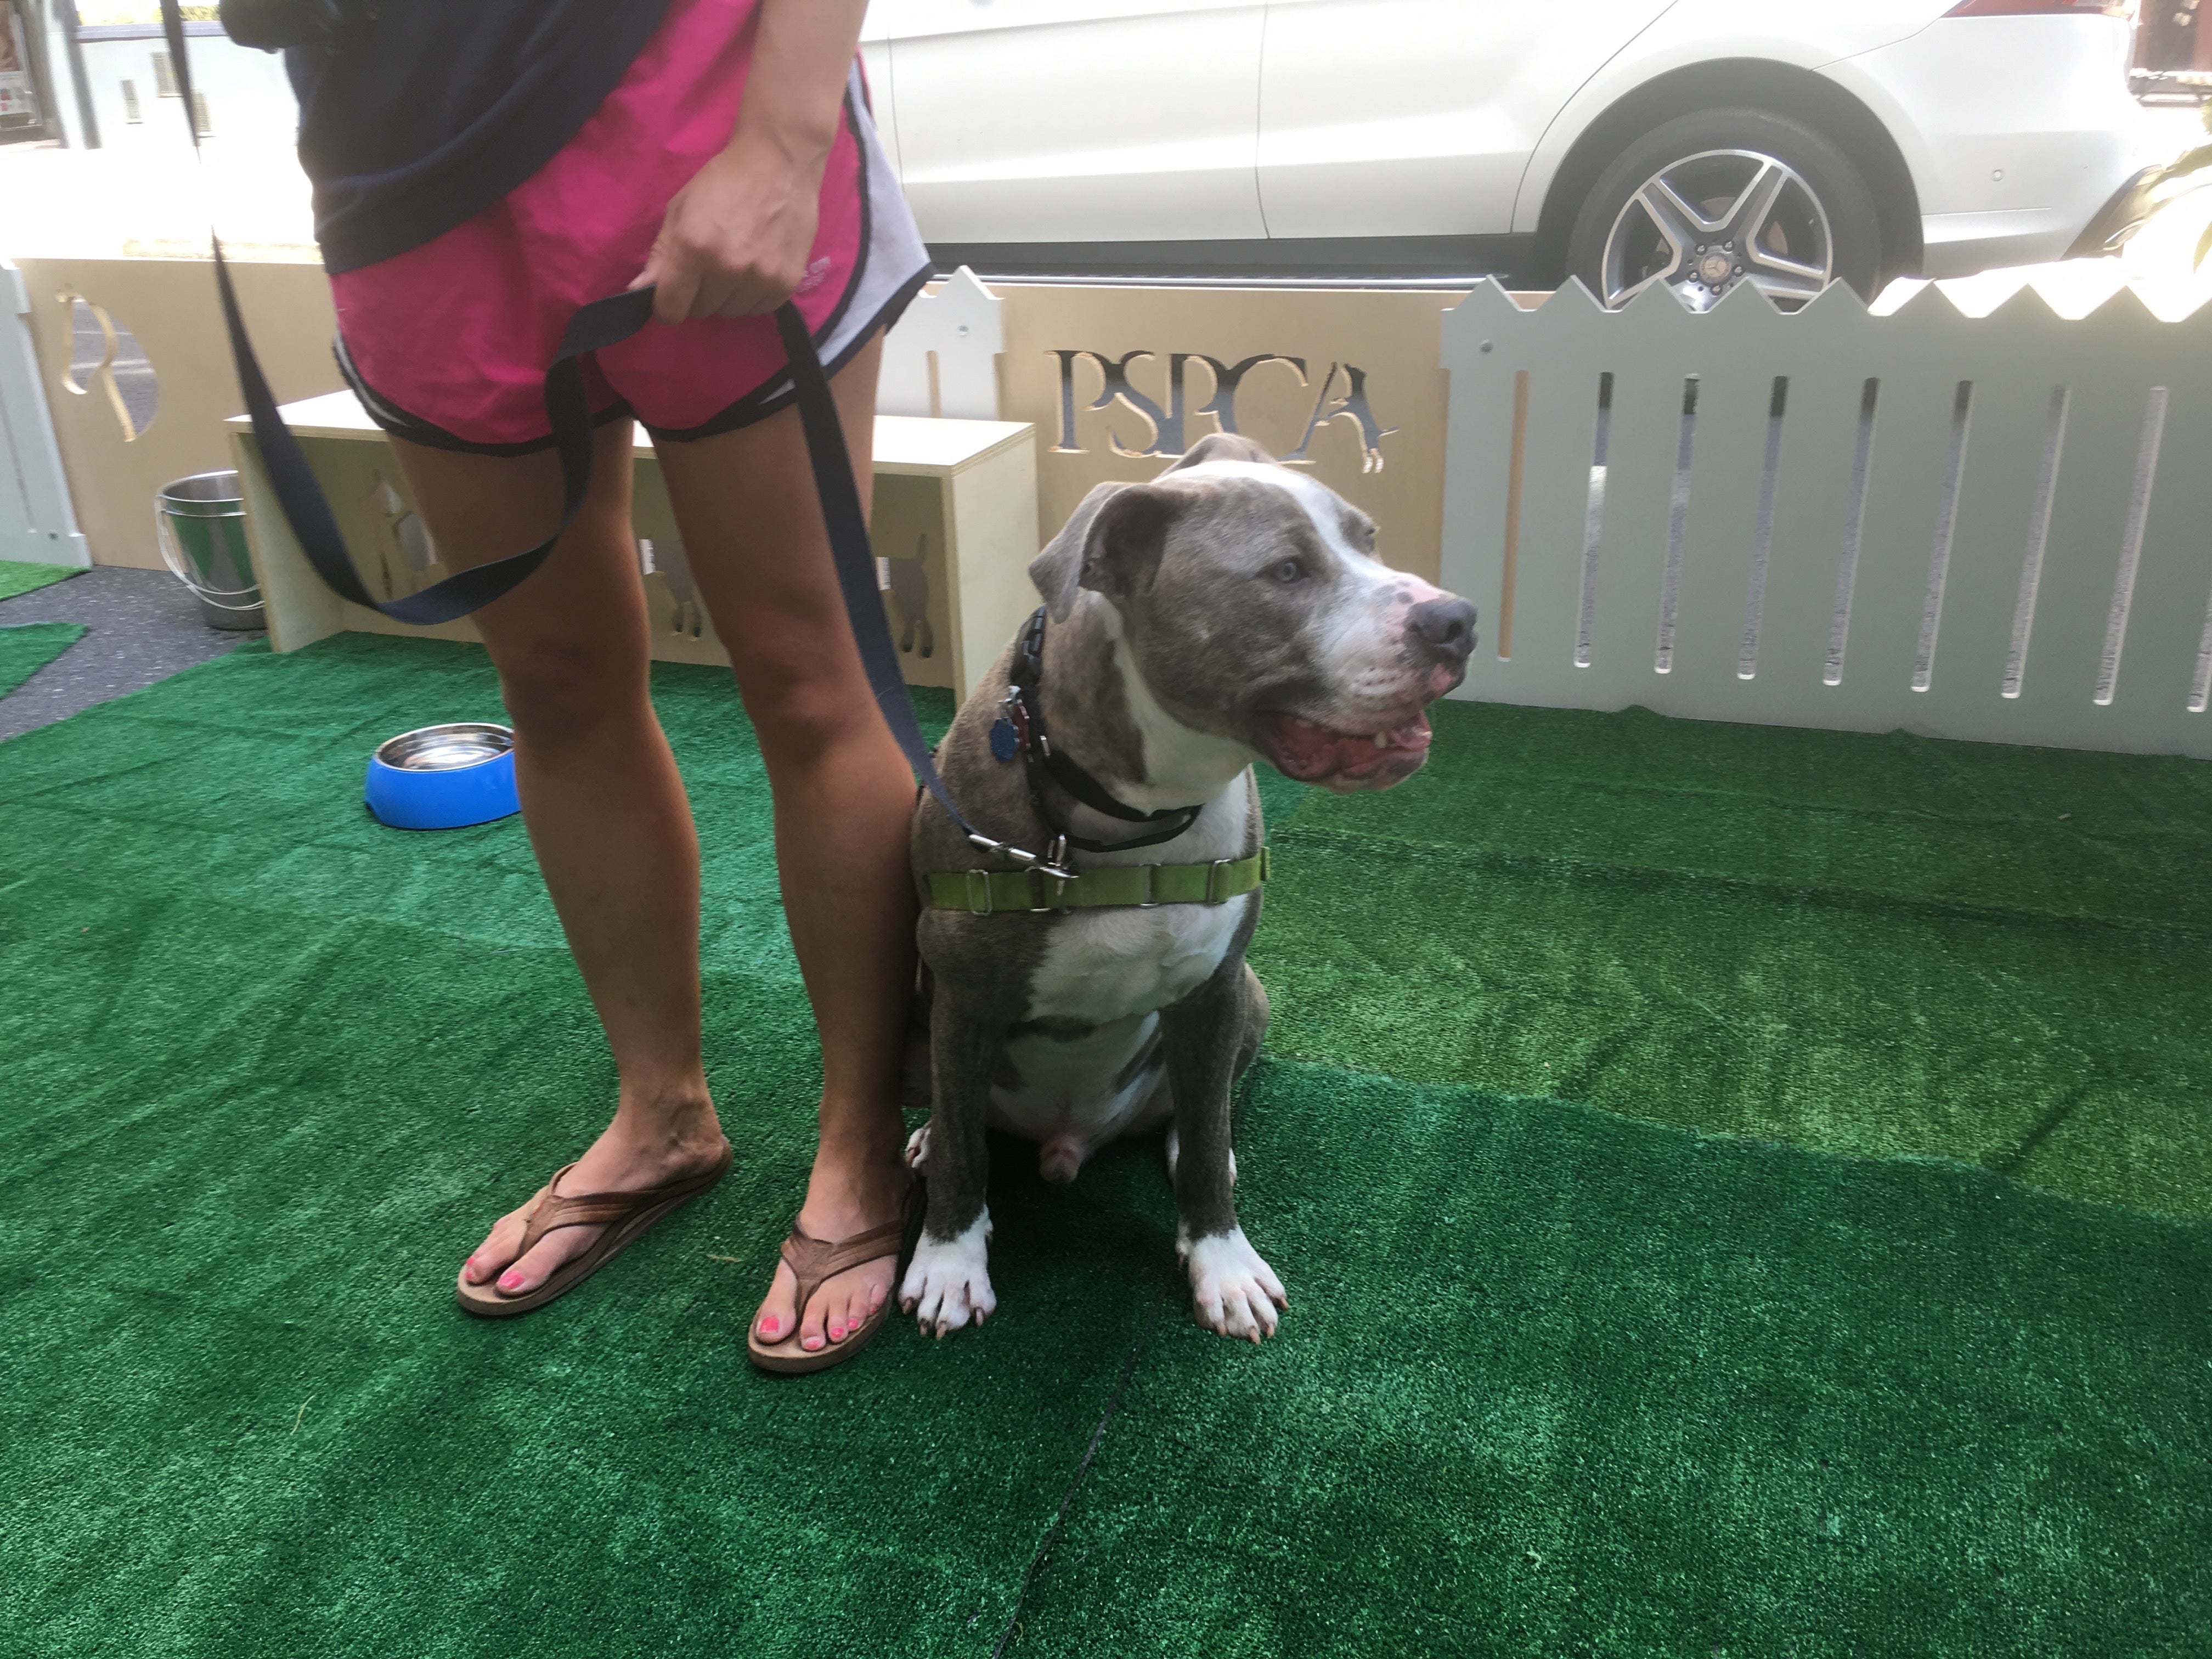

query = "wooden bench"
[[229, 390, 1040, 697]]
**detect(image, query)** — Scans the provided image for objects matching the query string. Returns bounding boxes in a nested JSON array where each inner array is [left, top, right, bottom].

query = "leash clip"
[[964, 830, 1078, 885]]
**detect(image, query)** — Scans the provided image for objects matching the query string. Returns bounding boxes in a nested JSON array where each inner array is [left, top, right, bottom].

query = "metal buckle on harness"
[[1138, 865, 1159, 908], [963, 870, 995, 916], [1025, 866, 1072, 913], [1046, 838, 1071, 912], [1205, 858, 1233, 904]]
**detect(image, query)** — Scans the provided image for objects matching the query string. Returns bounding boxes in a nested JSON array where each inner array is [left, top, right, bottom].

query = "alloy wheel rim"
[[1600, 148, 1835, 311]]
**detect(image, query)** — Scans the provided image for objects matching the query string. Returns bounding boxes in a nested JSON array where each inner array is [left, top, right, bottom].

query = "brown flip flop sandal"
[[747, 1177, 922, 1375], [455, 1142, 733, 1318]]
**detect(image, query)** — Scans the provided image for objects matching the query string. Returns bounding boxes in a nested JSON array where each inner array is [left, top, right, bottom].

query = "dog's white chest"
[[1024, 771, 1255, 1026], [1024, 894, 1251, 1025]]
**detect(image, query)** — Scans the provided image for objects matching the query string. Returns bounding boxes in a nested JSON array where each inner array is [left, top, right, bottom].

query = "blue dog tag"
[[990, 715, 1021, 763]]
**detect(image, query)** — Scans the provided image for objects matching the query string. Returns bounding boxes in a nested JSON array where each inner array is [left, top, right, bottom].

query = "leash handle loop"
[[160, 0, 1012, 855]]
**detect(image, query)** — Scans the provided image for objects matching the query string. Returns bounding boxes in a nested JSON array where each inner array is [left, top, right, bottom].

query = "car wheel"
[[1566, 108, 1883, 310]]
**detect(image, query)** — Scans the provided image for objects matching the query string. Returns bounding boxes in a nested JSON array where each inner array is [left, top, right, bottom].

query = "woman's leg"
[[652, 335, 915, 1356], [385, 419, 730, 1297]]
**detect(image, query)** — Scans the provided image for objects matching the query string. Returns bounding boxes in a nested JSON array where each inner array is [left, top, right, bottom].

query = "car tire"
[[1566, 107, 1883, 309]]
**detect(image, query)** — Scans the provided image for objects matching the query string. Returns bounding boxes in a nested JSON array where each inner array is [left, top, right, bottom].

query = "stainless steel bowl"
[[372, 722, 514, 771]]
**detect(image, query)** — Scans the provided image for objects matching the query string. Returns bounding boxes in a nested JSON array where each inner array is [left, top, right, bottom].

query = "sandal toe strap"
[[515, 1156, 727, 1257], [779, 1218, 908, 1316]]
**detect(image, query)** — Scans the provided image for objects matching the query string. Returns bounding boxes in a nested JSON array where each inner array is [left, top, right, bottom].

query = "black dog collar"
[[992, 606, 1206, 854]]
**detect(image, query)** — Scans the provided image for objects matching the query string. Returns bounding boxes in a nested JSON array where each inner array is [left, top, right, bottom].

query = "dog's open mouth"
[[1256, 709, 1432, 789]]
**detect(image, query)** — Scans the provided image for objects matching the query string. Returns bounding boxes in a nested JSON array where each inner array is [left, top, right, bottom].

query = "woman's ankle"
[[607, 1082, 723, 1150], [811, 1105, 907, 1172]]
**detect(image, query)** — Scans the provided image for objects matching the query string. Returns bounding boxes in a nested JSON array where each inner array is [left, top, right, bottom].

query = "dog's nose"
[[1407, 596, 1477, 662]]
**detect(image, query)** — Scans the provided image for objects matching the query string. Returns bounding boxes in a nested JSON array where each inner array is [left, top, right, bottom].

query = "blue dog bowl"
[[365, 722, 520, 830]]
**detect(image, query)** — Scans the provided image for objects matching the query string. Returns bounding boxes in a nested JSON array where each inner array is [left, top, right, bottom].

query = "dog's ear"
[[1029, 482, 1124, 621], [1028, 482, 1184, 621], [1163, 431, 1278, 472]]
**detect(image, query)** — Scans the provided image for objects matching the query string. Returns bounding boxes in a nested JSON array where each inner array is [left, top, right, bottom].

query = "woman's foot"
[[461, 1095, 728, 1297], [752, 1126, 911, 1353]]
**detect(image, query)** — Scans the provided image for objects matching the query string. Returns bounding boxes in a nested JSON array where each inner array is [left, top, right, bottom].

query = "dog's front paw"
[[899, 1209, 996, 1338], [903, 1122, 930, 1171], [1180, 1226, 1286, 1344]]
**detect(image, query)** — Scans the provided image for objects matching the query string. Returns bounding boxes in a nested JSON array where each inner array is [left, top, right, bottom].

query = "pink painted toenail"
[[760, 1318, 779, 1336], [499, 1273, 523, 1292], [803, 1336, 823, 1351]]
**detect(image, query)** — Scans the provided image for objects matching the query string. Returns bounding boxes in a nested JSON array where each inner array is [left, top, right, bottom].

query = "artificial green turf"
[[2, 634, 2208, 1657], [0, 561, 87, 601], [0, 622, 85, 697], [1018, 1062, 2212, 1658], [1252, 702, 2212, 1220]]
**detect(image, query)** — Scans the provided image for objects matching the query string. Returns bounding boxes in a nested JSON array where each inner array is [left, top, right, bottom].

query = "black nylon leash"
[[163, 0, 1059, 870], [164, 0, 716, 627], [238, 272, 654, 627]]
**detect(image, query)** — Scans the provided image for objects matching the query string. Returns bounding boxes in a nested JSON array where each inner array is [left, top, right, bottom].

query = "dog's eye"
[[1269, 558, 1305, 585]]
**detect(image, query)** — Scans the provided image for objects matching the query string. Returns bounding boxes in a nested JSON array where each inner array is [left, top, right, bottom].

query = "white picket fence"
[[1438, 279, 2212, 759], [878, 266, 1002, 421]]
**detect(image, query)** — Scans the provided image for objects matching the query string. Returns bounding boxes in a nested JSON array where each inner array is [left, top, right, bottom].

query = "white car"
[[859, 0, 2164, 304]]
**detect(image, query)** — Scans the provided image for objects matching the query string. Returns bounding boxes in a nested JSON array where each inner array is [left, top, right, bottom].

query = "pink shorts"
[[331, 0, 928, 453]]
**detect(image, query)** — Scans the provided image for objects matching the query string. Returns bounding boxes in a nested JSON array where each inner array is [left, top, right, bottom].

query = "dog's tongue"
[[1262, 710, 1432, 780]]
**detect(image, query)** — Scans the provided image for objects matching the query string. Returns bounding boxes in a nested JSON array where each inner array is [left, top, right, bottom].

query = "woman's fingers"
[[684, 263, 740, 319], [645, 238, 799, 323], [640, 140, 823, 323], [648, 247, 703, 326], [714, 269, 793, 318]]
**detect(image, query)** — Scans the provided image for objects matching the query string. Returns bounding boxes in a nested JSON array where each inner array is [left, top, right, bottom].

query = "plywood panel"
[[19, 257, 341, 568], [995, 282, 1461, 584]]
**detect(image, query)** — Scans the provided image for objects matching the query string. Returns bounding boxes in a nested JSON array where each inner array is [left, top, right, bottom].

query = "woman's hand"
[[631, 134, 828, 324], [630, 0, 866, 325]]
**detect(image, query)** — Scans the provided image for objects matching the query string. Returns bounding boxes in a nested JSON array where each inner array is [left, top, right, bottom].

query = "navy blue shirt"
[[287, 0, 671, 274]]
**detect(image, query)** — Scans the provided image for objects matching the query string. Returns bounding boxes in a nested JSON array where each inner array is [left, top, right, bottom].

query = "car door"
[[874, 0, 1267, 244], [1256, 0, 1675, 238]]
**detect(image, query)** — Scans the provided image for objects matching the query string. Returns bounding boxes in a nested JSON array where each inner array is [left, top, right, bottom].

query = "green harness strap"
[[923, 847, 1269, 915]]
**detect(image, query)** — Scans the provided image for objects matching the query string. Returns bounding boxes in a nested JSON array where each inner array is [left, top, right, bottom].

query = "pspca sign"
[[1048, 349, 1397, 473]]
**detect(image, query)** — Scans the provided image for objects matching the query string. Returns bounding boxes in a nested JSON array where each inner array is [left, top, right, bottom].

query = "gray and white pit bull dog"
[[898, 432, 1476, 1343]]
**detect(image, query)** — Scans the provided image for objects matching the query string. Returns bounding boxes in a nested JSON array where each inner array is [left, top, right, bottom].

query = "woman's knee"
[[493, 631, 650, 744], [735, 649, 880, 760]]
